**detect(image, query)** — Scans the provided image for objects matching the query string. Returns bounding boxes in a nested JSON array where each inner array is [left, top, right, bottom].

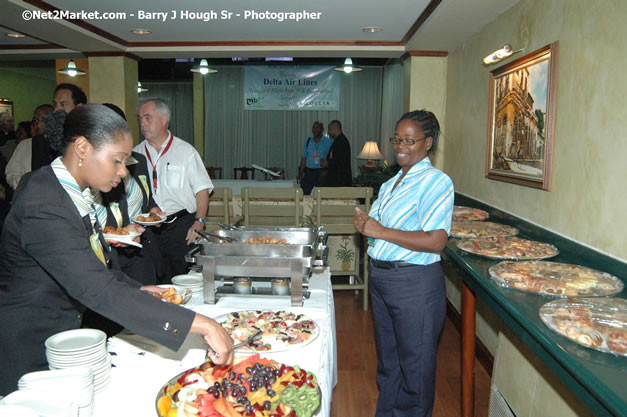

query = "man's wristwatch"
[[195, 217, 207, 225]]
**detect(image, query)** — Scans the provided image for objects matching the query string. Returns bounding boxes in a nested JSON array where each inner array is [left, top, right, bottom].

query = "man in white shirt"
[[133, 98, 211, 281], [5, 104, 54, 189]]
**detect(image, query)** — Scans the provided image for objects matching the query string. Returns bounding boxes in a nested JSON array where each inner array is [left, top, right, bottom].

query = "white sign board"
[[243, 66, 339, 111]]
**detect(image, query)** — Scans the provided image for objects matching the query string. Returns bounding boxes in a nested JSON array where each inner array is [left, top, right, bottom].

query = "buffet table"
[[94, 267, 336, 417], [447, 194, 627, 417]]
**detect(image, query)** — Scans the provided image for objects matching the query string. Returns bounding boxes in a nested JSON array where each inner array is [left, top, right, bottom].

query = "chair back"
[[234, 167, 255, 180], [313, 187, 373, 233], [242, 187, 302, 226], [206, 166, 223, 179], [205, 187, 236, 230]]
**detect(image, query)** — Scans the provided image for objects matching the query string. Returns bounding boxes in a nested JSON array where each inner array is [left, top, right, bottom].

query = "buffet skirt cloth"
[[369, 261, 446, 417]]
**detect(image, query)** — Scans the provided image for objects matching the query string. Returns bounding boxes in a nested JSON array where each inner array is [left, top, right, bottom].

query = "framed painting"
[[485, 41, 559, 190], [0, 100, 13, 118]]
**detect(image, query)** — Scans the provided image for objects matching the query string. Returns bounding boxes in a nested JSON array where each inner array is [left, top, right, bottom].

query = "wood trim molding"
[[84, 51, 141, 61], [126, 40, 404, 48], [446, 300, 494, 377], [400, 50, 449, 60], [401, 0, 443, 44]]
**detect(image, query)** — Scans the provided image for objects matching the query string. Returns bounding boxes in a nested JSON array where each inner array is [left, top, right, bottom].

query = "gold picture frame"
[[485, 42, 559, 190], [0, 100, 13, 119]]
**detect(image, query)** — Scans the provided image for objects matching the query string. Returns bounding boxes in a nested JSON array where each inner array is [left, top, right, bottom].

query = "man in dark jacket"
[[323, 120, 353, 187]]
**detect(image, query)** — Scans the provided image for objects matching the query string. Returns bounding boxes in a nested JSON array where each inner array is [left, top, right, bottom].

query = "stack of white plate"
[[45, 329, 112, 399], [172, 273, 203, 296], [17, 368, 93, 417], [2, 388, 79, 417]]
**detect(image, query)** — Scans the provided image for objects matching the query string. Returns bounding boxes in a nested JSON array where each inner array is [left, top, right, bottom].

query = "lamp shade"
[[190, 59, 218, 74], [357, 140, 383, 160], [335, 57, 362, 73], [57, 60, 86, 76]]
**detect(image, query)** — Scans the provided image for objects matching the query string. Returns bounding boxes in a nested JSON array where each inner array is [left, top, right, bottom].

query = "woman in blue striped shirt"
[[354, 110, 454, 417]]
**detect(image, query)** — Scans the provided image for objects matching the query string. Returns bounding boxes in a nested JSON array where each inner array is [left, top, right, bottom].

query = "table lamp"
[[357, 140, 383, 171]]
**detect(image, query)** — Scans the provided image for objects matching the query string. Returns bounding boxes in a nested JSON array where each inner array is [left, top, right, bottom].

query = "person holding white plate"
[[0, 104, 233, 396]]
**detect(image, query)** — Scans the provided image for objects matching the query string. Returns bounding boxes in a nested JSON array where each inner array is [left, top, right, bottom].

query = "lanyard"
[[145, 133, 173, 193]]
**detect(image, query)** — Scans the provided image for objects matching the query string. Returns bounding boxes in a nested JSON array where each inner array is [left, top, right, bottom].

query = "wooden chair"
[[206, 166, 223, 179], [234, 167, 255, 180], [242, 187, 302, 227], [265, 167, 286, 181], [204, 187, 239, 231], [313, 186, 373, 310]]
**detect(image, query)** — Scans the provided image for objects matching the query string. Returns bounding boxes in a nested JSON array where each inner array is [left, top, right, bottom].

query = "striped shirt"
[[368, 157, 454, 265]]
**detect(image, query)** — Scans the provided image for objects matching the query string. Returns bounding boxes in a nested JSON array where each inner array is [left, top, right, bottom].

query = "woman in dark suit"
[[0, 104, 233, 396]]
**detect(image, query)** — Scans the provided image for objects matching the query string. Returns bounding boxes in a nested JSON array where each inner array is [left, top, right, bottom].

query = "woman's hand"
[[354, 207, 386, 238], [150, 206, 166, 228], [139, 285, 166, 296], [191, 314, 235, 366]]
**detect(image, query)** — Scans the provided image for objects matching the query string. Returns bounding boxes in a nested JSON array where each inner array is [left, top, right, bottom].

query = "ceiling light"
[[362, 27, 383, 33], [57, 60, 86, 77], [483, 44, 524, 65], [190, 59, 217, 75], [334, 58, 362, 74], [131, 29, 152, 35], [137, 81, 148, 93], [7, 32, 26, 38]]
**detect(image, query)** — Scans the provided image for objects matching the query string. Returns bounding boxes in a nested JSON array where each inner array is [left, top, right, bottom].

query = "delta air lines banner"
[[243, 66, 339, 111]]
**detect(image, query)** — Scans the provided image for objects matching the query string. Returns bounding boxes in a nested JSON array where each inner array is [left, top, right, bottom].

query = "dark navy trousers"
[[369, 261, 446, 417]]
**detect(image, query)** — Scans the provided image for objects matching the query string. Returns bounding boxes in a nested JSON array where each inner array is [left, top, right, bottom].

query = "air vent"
[[488, 385, 517, 417]]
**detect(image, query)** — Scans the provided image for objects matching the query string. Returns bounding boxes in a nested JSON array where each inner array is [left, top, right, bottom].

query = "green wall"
[[443, 0, 627, 261], [0, 61, 56, 125]]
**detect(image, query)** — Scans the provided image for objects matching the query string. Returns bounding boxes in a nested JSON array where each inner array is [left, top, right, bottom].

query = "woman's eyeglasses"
[[389, 136, 427, 145]]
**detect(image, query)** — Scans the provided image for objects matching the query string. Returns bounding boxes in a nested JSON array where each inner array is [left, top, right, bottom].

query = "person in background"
[[322, 120, 353, 187], [0, 104, 233, 396], [353, 110, 454, 417], [53, 83, 87, 113], [5, 104, 54, 190], [15, 121, 31, 142], [0, 111, 17, 225], [297, 121, 332, 195], [134, 97, 211, 281]]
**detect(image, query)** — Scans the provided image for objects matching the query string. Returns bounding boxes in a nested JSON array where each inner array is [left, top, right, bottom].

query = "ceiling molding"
[[125, 40, 404, 48], [401, 0, 443, 44], [401, 50, 448, 60], [84, 51, 141, 60], [0, 43, 61, 50]]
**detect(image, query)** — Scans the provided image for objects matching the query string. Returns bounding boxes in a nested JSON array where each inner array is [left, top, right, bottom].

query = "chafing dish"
[[186, 227, 327, 306]]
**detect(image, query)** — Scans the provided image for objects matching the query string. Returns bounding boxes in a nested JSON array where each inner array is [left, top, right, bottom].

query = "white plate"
[[45, 329, 106, 353], [133, 213, 166, 226], [156, 285, 192, 305], [103, 231, 143, 248], [171, 274, 203, 288], [0, 404, 40, 417], [2, 389, 78, 417], [18, 368, 93, 387]]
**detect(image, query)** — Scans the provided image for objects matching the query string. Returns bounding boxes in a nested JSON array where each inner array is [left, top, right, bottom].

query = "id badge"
[[314, 157, 320, 164]]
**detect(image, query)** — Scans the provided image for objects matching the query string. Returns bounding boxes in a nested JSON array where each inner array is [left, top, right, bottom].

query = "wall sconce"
[[190, 59, 218, 75], [357, 140, 383, 170], [335, 58, 362, 73], [482, 44, 523, 65], [137, 81, 148, 93], [58, 60, 86, 76]]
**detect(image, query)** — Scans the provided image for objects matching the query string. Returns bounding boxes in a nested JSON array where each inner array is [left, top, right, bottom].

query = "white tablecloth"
[[94, 267, 336, 417]]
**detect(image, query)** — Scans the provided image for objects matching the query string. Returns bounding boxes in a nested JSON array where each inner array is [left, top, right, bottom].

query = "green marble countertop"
[[444, 193, 627, 417]]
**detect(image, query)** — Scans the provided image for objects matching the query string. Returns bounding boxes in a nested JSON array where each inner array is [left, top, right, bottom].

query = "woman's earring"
[[78, 158, 83, 168]]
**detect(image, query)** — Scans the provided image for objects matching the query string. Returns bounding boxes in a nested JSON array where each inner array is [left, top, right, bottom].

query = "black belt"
[[370, 259, 415, 269], [167, 209, 190, 221]]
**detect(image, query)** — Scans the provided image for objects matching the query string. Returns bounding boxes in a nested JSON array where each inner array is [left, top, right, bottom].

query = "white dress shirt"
[[5, 137, 32, 190], [133, 133, 212, 215]]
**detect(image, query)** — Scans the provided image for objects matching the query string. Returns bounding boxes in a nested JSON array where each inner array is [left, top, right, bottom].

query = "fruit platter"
[[156, 354, 321, 417]]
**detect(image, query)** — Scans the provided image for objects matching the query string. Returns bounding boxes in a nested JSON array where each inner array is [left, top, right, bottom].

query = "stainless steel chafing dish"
[[186, 227, 328, 306]]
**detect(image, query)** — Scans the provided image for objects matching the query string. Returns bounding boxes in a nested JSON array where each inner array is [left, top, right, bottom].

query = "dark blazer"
[[326, 133, 353, 187], [0, 165, 194, 395]]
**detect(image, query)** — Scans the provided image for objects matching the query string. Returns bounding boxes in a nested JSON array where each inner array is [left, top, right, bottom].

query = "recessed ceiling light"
[[362, 27, 383, 33], [131, 29, 152, 35], [7, 32, 26, 38]]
